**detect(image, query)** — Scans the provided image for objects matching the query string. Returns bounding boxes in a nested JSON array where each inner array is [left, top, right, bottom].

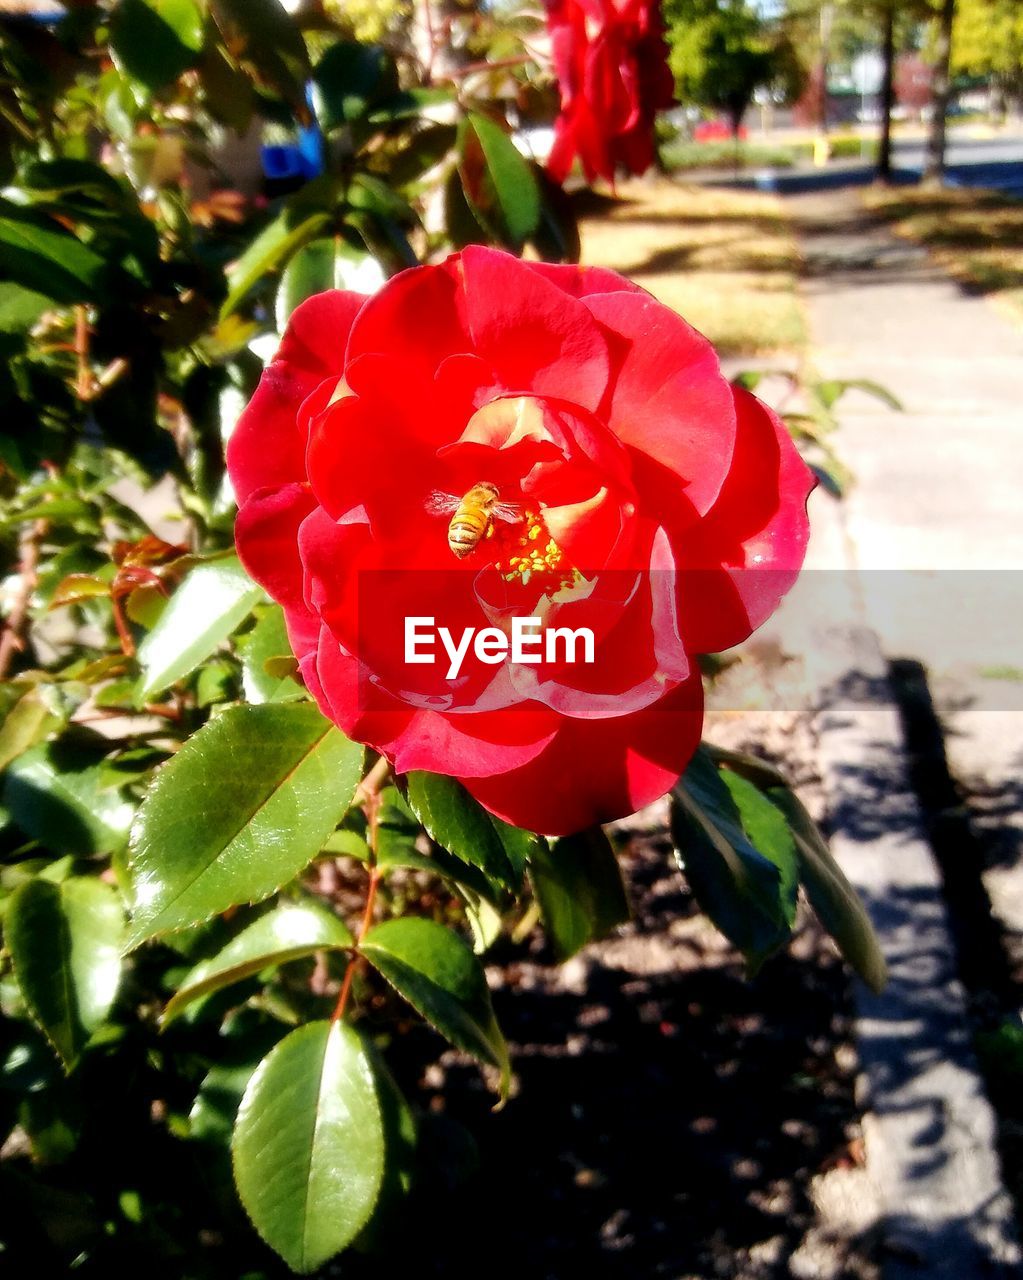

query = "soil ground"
[[338, 714, 878, 1280]]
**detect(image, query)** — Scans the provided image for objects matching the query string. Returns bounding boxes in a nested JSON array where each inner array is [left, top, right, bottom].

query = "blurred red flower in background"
[[545, 0, 676, 185], [228, 248, 813, 835]]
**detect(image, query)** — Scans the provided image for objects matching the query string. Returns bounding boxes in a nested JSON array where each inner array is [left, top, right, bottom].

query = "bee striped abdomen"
[[447, 482, 500, 559]]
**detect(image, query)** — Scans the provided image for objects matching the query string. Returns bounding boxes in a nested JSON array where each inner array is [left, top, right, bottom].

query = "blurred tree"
[[951, 0, 1023, 115], [924, 0, 955, 183], [663, 0, 795, 142]]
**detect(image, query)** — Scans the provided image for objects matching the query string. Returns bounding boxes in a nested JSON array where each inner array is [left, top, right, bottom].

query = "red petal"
[[523, 260, 646, 300], [458, 247, 611, 411], [583, 290, 736, 518], [278, 290, 367, 381], [344, 260, 468, 383], [312, 626, 558, 776], [234, 484, 313, 605], [227, 291, 365, 503], [461, 675, 704, 835], [675, 386, 816, 653]]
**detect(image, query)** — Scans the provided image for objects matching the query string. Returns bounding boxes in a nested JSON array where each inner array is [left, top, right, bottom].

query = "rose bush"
[[545, 0, 677, 185], [229, 246, 814, 835]]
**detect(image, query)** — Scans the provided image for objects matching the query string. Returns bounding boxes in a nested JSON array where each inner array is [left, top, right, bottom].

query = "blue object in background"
[[260, 83, 324, 184]]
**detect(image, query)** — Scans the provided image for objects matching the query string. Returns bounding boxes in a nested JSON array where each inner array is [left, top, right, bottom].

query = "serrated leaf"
[[527, 827, 629, 960], [671, 747, 793, 975], [232, 1020, 384, 1274], [238, 605, 303, 704], [110, 0, 205, 91], [0, 200, 108, 304], [458, 112, 541, 249], [210, 0, 312, 119], [6, 877, 125, 1069], [4, 744, 134, 856], [221, 210, 331, 320], [135, 555, 263, 701], [275, 237, 377, 334], [702, 744, 887, 992], [127, 703, 364, 946], [404, 772, 525, 890], [163, 900, 352, 1023], [360, 917, 509, 1098]]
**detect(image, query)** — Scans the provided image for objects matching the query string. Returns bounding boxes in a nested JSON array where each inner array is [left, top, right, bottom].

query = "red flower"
[[546, 0, 676, 186], [228, 248, 813, 835]]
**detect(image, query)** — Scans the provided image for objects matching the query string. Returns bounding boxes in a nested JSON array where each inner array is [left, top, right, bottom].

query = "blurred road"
[[739, 128, 1023, 196]]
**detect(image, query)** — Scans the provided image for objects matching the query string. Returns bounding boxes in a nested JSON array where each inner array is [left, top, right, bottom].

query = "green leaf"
[[163, 900, 352, 1023], [6, 877, 125, 1069], [766, 785, 887, 992], [0, 284, 52, 333], [387, 123, 458, 188], [0, 688, 62, 773], [837, 378, 904, 412], [719, 771, 799, 929], [444, 165, 488, 250], [701, 744, 887, 992], [135, 555, 263, 701], [126, 703, 364, 946], [110, 0, 205, 92], [404, 772, 524, 890], [4, 744, 134, 856], [360, 917, 509, 1098], [275, 237, 376, 333], [671, 747, 794, 974], [190, 1061, 260, 1144], [238, 604, 303, 704], [199, 38, 256, 134], [530, 164, 581, 264], [311, 40, 397, 131], [458, 113, 541, 250], [0, 200, 108, 304], [210, 0, 312, 118], [232, 1020, 384, 1274], [367, 86, 455, 122], [221, 210, 330, 320], [527, 827, 629, 960]]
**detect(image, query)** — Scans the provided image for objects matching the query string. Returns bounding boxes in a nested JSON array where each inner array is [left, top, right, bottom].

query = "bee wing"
[[424, 490, 459, 516], [492, 502, 525, 524]]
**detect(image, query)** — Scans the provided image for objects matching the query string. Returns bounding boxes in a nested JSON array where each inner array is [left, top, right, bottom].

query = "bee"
[[426, 481, 524, 559]]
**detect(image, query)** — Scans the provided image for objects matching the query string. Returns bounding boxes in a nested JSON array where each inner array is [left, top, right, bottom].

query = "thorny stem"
[[112, 596, 136, 658], [331, 758, 392, 1023], [74, 306, 90, 401]]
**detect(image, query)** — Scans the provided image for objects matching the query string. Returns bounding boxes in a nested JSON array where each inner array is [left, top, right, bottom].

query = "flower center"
[[493, 509, 582, 594]]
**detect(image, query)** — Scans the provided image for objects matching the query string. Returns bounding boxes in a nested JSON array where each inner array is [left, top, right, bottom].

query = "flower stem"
[[331, 759, 390, 1023]]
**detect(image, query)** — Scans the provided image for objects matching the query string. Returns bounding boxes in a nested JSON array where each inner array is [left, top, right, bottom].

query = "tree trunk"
[[876, 3, 896, 183], [923, 0, 955, 185]]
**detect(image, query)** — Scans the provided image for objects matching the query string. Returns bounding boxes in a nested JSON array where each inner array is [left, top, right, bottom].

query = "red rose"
[[228, 248, 813, 835], [545, 0, 676, 186]]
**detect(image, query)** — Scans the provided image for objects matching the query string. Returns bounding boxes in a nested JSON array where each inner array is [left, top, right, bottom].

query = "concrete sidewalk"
[[781, 185, 1023, 1278], [790, 187, 1023, 577]]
